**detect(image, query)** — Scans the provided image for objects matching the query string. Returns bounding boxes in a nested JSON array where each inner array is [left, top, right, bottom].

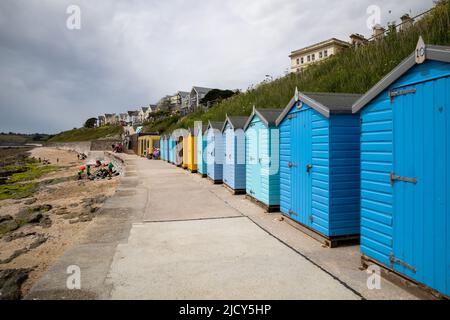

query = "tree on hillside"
[[84, 117, 98, 128], [200, 89, 237, 105]]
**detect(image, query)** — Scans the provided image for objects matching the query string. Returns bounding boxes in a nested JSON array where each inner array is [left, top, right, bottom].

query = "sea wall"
[[47, 139, 122, 153]]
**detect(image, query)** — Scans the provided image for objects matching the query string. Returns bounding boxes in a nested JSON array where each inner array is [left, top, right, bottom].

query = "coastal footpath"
[[26, 153, 430, 300]]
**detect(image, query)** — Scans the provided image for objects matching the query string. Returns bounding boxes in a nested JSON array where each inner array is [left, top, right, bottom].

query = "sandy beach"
[[0, 147, 119, 297]]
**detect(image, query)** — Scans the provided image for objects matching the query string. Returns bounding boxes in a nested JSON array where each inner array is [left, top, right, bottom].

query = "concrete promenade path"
[[27, 154, 423, 300]]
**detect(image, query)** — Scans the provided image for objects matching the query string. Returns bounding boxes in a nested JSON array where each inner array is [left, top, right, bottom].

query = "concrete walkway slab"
[[107, 217, 360, 300]]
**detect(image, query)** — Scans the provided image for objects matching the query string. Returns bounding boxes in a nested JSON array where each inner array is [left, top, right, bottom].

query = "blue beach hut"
[[168, 135, 176, 164], [352, 40, 450, 297], [222, 115, 248, 194], [244, 108, 283, 212], [206, 121, 225, 184], [196, 123, 208, 177], [163, 135, 169, 162], [276, 90, 362, 246], [160, 135, 166, 161]]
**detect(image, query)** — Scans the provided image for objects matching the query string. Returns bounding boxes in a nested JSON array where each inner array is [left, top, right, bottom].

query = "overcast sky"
[[0, 0, 433, 134]]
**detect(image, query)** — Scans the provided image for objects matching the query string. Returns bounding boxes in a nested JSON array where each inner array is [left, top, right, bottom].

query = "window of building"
[[296, 58, 300, 65], [324, 50, 328, 57], [307, 55, 311, 62], [301, 57, 304, 64], [311, 54, 315, 61], [319, 51, 323, 59]]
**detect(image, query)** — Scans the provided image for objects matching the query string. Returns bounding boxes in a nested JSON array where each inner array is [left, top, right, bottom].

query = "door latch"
[[306, 164, 313, 173], [288, 162, 298, 168], [390, 172, 417, 185], [288, 209, 298, 216], [389, 254, 416, 273]]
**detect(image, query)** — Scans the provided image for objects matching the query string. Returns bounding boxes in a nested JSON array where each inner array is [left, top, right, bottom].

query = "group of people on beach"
[[78, 159, 118, 181]]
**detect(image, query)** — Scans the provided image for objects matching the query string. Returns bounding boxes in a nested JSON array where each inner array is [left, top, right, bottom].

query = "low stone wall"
[[90, 140, 122, 151], [46, 141, 91, 154], [47, 139, 122, 153]]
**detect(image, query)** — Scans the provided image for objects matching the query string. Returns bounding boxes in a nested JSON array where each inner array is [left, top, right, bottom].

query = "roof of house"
[[98, 115, 105, 119], [193, 86, 214, 95], [289, 38, 350, 57], [178, 91, 190, 98], [352, 43, 450, 113], [276, 91, 361, 125], [244, 108, 284, 131], [142, 107, 149, 112], [128, 111, 139, 116], [222, 116, 248, 132]]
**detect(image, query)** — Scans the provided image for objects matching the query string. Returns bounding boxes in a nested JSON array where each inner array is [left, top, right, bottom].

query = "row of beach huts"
[[137, 41, 450, 298]]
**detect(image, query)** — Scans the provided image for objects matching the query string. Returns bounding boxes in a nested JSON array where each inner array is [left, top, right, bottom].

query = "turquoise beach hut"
[[243, 108, 283, 212]]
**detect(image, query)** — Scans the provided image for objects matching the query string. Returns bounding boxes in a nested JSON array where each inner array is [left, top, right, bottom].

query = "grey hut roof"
[[221, 116, 248, 132], [276, 92, 361, 125], [128, 110, 139, 116], [352, 43, 450, 113], [207, 121, 224, 131], [244, 108, 284, 131], [142, 107, 149, 112]]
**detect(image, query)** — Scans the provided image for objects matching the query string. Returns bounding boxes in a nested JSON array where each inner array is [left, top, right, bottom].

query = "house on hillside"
[[289, 38, 350, 73], [127, 111, 140, 126], [119, 113, 128, 126], [172, 91, 190, 115], [139, 107, 151, 124], [104, 113, 118, 126], [98, 115, 106, 127], [189, 86, 213, 113]]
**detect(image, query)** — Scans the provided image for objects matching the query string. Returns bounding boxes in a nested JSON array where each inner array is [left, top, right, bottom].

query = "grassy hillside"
[[147, 1, 449, 134], [48, 125, 123, 142]]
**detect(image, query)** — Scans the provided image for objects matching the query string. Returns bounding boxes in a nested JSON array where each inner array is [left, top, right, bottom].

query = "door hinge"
[[288, 114, 297, 120], [389, 254, 416, 273], [288, 209, 298, 217], [390, 172, 417, 185], [309, 215, 314, 223], [389, 88, 416, 102], [288, 162, 298, 168]]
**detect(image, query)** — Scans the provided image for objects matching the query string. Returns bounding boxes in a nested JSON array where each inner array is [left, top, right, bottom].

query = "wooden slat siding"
[[245, 121, 256, 196], [279, 114, 291, 215], [329, 114, 361, 237], [311, 111, 330, 236], [446, 76, 450, 296], [197, 131, 207, 174], [214, 129, 224, 181], [360, 85, 394, 267], [268, 127, 280, 206], [234, 130, 246, 190], [223, 123, 235, 188], [207, 129, 215, 179], [259, 125, 270, 205]]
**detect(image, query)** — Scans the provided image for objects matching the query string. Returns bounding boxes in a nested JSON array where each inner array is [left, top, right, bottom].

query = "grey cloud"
[[0, 0, 434, 133]]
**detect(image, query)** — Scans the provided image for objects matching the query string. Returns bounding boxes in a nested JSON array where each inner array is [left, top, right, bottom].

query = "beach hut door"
[[392, 81, 448, 289], [290, 109, 313, 227]]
